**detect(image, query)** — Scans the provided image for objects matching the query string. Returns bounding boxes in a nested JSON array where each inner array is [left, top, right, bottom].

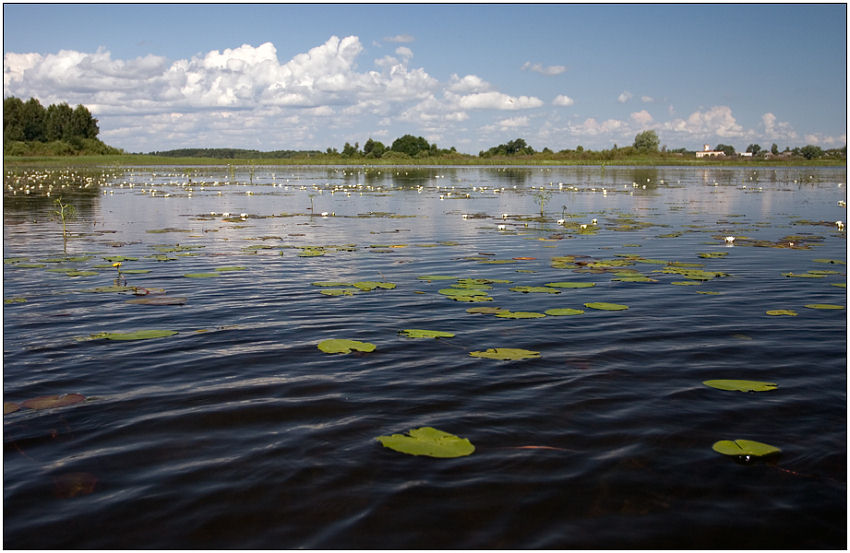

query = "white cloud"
[[761, 112, 798, 141], [570, 117, 624, 136], [641, 95, 654, 103], [497, 116, 530, 129], [666, 106, 744, 138], [456, 91, 543, 110], [617, 90, 633, 103], [395, 46, 413, 59], [447, 74, 491, 94], [553, 94, 574, 107], [630, 110, 654, 125], [521, 61, 566, 76]]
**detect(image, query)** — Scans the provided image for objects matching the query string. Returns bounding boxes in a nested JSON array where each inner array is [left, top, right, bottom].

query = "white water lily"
[[725, 236, 735, 244]]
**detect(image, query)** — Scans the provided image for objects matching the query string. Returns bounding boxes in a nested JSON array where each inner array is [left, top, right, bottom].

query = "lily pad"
[[766, 309, 798, 316], [712, 439, 781, 458], [545, 281, 596, 289], [353, 281, 396, 291], [495, 311, 546, 319], [21, 393, 86, 410], [376, 427, 475, 458], [320, 288, 356, 296], [584, 302, 629, 311], [5, 402, 21, 414], [90, 329, 178, 341], [439, 288, 489, 297], [399, 329, 456, 339], [317, 338, 376, 354], [698, 252, 728, 258], [466, 306, 507, 314], [184, 272, 221, 278], [544, 308, 585, 316], [703, 380, 778, 392], [215, 266, 247, 272], [417, 275, 458, 281], [509, 286, 560, 294], [312, 281, 355, 287], [804, 304, 845, 310], [469, 348, 541, 360]]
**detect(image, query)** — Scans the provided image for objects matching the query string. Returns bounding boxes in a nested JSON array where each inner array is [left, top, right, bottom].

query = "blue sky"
[[3, 3, 846, 153]]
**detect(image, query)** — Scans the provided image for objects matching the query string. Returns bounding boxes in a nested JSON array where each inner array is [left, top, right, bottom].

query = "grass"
[[3, 152, 845, 168]]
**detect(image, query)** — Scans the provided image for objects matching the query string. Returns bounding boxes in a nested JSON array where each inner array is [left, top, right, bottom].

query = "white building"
[[695, 144, 725, 158]]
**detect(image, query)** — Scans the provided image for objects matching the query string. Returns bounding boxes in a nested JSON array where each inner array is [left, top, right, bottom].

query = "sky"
[[3, 3, 847, 154]]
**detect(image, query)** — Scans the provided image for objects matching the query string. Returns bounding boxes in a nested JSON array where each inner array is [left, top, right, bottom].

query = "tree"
[[45, 102, 75, 141], [714, 144, 736, 156], [391, 134, 430, 157], [800, 145, 823, 159], [633, 130, 660, 153], [771, 143, 779, 155], [21, 97, 47, 142], [341, 141, 359, 157], [363, 138, 385, 158], [70, 104, 99, 139], [746, 144, 762, 155], [3, 96, 26, 142]]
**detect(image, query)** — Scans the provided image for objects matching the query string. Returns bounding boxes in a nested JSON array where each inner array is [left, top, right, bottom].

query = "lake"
[[3, 165, 846, 548]]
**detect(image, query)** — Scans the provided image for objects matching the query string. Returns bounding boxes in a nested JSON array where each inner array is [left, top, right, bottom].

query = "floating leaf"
[[584, 302, 629, 311], [696, 290, 722, 295], [4, 297, 27, 304], [703, 380, 778, 392], [766, 309, 797, 316], [215, 266, 247, 272], [495, 311, 546, 319], [183, 272, 221, 278], [120, 269, 151, 274], [544, 308, 584, 316], [81, 285, 134, 293], [320, 288, 356, 296], [612, 276, 658, 283], [813, 258, 846, 265], [545, 281, 596, 289], [671, 281, 702, 286], [509, 286, 560, 294], [317, 338, 376, 354], [804, 304, 845, 310], [376, 427, 475, 458], [417, 275, 458, 281], [5, 402, 21, 414], [698, 252, 728, 258], [399, 329, 455, 339], [102, 256, 138, 262], [466, 306, 507, 314], [312, 281, 355, 287], [125, 296, 187, 305], [89, 329, 177, 341], [353, 281, 396, 291], [469, 348, 541, 360], [439, 288, 489, 297], [782, 272, 825, 278], [21, 393, 85, 410], [712, 439, 781, 458]]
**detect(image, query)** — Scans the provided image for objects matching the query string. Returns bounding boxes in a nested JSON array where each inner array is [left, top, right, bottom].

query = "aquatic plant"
[[52, 197, 76, 252], [376, 427, 475, 458]]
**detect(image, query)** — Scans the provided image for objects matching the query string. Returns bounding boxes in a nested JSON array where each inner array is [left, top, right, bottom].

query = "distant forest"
[[3, 96, 122, 155]]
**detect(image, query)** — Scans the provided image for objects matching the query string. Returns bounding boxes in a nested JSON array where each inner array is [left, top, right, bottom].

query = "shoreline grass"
[[3, 153, 846, 169]]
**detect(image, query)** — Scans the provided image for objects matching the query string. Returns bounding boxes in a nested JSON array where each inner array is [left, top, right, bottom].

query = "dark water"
[[4, 165, 846, 548]]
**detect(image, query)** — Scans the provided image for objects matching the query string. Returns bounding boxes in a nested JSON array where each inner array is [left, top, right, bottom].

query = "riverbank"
[[4, 153, 846, 169]]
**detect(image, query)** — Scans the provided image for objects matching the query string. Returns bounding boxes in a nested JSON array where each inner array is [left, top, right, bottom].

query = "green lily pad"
[[184, 272, 222, 278], [495, 311, 546, 319], [466, 306, 508, 314], [584, 302, 629, 311], [81, 285, 135, 293], [90, 329, 178, 341], [671, 281, 702, 286], [102, 256, 138, 262], [509, 286, 560, 294], [544, 308, 584, 316], [766, 309, 798, 316], [703, 380, 778, 392], [317, 338, 376, 354], [215, 266, 247, 272], [813, 259, 846, 265], [439, 288, 489, 297], [399, 329, 456, 339], [698, 252, 728, 258], [417, 275, 458, 281], [804, 304, 845, 310], [712, 439, 781, 458], [545, 281, 596, 289], [612, 276, 658, 283], [376, 427, 475, 458], [312, 281, 355, 287], [450, 295, 494, 302], [783, 272, 825, 278], [125, 296, 187, 305], [4, 297, 27, 304], [353, 281, 396, 291], [469, 348, 541, 360], [320, 288, 356, 296], [121, 269, 152, 274], [696, 290, 722, 295]]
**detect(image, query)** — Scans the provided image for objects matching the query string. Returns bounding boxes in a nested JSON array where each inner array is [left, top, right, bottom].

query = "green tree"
[[363, 138, 385, 158], [391, 134, 430, 157], [341, 141, 359, 157], [715, 143, 736, 156], [70, 104, 99, 139], [633, 130, 660, 153], [746, 144, 762, 155], [21, 97, 47, 141], [45, 102, 75, 141], [3, 96, 26, 142], [800, 144, 823, 159]]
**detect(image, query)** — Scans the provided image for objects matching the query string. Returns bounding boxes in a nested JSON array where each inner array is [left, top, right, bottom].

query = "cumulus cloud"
[[570, 117, 624, 136], [665, 106, 744, 138], [456, 91, 543, 110], [447, 74, 491, 94], [761, 112, 798, 141], [553, 94, 574, 107], [497, 116, 530, 129], [521, 61, 566, 76], [630, 110, 653, 125], [617, 90, 633, 103], [641, 95, 654, 103]]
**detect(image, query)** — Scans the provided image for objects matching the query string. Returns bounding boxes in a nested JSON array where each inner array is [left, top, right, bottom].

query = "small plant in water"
[[52, 197, 76, 252]]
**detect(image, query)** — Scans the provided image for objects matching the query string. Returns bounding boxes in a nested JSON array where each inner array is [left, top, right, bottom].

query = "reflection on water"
[[3, 165, 846, 548]]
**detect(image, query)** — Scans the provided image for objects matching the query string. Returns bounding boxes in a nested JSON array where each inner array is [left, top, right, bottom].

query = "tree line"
[[3, 96, 121, 155]]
